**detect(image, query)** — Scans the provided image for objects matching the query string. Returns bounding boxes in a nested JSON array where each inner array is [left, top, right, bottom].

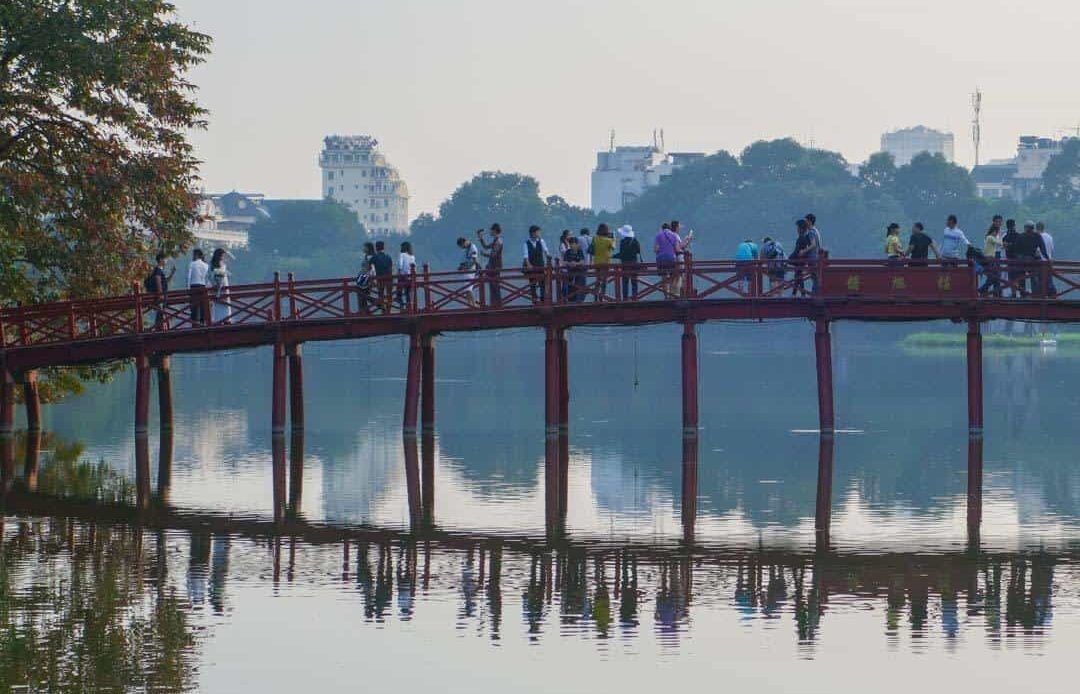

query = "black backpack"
[[144, 268, 159, 293]]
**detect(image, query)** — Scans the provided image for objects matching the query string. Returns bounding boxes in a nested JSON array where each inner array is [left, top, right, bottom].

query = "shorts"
[[657, 258, 677, 276]]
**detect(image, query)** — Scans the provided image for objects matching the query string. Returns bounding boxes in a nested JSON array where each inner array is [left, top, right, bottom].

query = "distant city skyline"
[[178, 0, 1080, 217]]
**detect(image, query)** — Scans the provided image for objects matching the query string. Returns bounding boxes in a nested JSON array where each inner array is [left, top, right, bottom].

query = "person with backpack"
[[615, 225, 643, 299], [145, 251, 175, 330], [356, 241, 376, 314], [761, 236, 786, 292], [371, 241, 395, 313]]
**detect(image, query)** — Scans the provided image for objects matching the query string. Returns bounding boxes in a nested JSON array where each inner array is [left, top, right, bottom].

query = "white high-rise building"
[[880, 126, 955, 166], [319, 135, 410, 235], [590, 137, 704, 213]]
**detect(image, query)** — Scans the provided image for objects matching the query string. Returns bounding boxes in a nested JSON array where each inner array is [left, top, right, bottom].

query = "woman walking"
[[885, 223, 905, 263], [357, 241, 376, 314], [208, 248, 232, 324], [592, 223, 616, 300]]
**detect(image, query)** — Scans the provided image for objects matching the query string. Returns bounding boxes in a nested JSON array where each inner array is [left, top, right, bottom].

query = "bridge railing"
[[2, 258, 1079, 350]]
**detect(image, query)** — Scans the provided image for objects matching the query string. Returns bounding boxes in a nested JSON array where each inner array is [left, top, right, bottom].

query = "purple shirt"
[[655, 229, 681, 262]]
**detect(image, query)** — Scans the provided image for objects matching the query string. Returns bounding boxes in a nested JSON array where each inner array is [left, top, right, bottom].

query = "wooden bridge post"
[[403, 333, 422, 435], [421, 431, 435, 525], [966, 435, 983, 545], [156, 357, 173, 433], [289, 429, 304, 514], [287, 344, 304, 432], [814, 435, 835, 544], [0, 367, 14, 485], [271, 342, 287, 437], [272, 435, 286, 523], [421, 334, 436, 434], [23, 370, 40, 432], [24, 428, 41, 491], [814, 318, 835, 435], [681, 434, 699, 544], [544, 325, 563, 530], [403, 435, 422, 527], [157, 415, 173, 503], [134, 354, 151, 508], [966, 320, 983, 436], [681, 322, 698, 437]]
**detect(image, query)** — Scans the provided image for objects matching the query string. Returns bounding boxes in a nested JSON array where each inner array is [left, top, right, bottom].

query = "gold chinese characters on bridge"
[[823, 266, 970, 299]]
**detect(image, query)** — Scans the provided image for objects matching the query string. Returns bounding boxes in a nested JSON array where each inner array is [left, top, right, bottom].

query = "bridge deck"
[[1, 258, 1077, 370]]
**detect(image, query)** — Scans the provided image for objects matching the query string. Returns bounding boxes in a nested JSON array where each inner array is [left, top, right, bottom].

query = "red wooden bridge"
[[1, 257, 1076, 538]]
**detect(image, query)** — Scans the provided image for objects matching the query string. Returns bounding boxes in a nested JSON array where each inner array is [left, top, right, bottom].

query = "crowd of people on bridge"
[[144, 211, 1062, 326]]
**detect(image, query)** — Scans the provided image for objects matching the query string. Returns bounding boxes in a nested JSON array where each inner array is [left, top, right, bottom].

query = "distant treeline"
[[237, 137, 1080, 281]]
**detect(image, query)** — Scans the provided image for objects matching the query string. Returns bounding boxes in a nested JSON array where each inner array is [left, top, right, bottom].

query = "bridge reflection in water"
[[0, 499, 1062, 659]]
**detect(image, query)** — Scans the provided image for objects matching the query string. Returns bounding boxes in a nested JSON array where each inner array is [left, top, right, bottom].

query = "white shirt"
[[397, 252, 416, 274], [1040, 232, 1054, 260], [187, 258, 209, 286], [941, 226, 971, 259], [578, 234, 593, 260]]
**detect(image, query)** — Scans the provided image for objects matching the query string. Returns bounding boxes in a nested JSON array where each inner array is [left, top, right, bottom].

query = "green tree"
[[1, 0, 211, 399], [859, 151, 898, 190], [1037, 138, 1080, 205], [890, 152, 979, 225], [408, 172, 593, 268]]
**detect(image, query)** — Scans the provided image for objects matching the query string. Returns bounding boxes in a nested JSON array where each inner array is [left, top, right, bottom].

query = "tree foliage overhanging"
[[0, 0, 211, 400], [0, 0, 211, 306]]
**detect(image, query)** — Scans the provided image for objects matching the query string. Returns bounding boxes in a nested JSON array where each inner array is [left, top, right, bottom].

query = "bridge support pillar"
[[681, 322, 698, 437], [557, 330, 569, 518], [421, 334, 435, 434], [0, 368, 14, 485], [966, 321, 983, 436], [966, 435, 983, 546], [288, 344, 304, 433], [289, 429, 304, 514], [544, 326, 564, 532], [421, 431, 435, 525], [403, 333, 422, 435], [23, 370, 40, 433], [814, 435, 835, 545], [24, 428, 41, 491], [681, 434, 699, 544], [271, 342, 287, 438], [403, 435, 422, 528], [134, 355, 151, 508], [155, 357, 173, 433], [814, 319, 835, 436]]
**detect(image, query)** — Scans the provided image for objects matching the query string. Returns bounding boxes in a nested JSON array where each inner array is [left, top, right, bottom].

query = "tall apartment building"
[[319, 135, 410, 235], [590, 137, 704, 213], [880, 126, 955, 166]]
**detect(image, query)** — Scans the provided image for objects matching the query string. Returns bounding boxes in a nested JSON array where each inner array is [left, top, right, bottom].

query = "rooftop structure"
[[590, 134, 704, 213], [973, 135, 1074, 201], [880, 126, 955, 166], [189, 191, 269, 250], [319, 135, 410, 235]]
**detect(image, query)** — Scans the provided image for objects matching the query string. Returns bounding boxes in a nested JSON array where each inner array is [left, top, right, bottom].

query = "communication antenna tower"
[[660, 128, 666, 152], [609, 129, 615, 152], [972, 89, 983, 166]]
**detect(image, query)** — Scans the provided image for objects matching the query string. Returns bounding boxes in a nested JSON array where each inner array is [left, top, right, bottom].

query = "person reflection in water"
[[619, 552, 639, 630], [523, 553, 548, 639]]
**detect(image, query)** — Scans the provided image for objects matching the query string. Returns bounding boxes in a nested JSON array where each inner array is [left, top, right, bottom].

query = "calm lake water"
[[2, 321, 1079, 692]]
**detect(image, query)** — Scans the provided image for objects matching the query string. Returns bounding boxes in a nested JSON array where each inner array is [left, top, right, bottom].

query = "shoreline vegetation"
[[901, 331, 1080, 353]]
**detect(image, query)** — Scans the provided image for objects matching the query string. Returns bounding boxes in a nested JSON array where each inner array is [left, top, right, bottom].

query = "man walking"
[[148, 252, 174, 330], [187, 248, 209, 325], [940, 215, 971, 263], [523, 225, 551, 303], [1014, 221, 1049, 297]]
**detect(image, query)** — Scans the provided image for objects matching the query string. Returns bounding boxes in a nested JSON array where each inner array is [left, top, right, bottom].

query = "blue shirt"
[[735, 242, 759, 261]]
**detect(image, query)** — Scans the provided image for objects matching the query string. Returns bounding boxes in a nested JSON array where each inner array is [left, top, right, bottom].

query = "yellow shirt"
[[885, 235, 903, 257], [592, 235, 615, 264], [984, 234, 1001, 257]]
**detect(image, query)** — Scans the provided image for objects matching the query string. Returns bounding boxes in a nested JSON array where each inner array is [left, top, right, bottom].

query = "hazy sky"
[[179, 0, 1080, 216]]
